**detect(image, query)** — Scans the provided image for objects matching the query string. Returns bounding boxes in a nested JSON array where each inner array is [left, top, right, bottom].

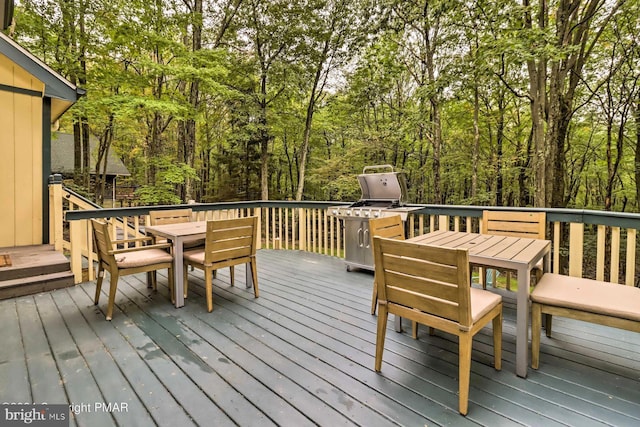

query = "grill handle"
[[362, 164, 394, 174], [357, 227, 364, 247], [363, 228, 370, 248]]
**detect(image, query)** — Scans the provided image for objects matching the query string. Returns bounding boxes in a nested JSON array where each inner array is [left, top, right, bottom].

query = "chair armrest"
[[109, 242, 172, 255]]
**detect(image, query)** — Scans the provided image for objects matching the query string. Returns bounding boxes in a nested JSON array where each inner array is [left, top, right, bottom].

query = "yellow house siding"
[[0, 53, 44, 247]]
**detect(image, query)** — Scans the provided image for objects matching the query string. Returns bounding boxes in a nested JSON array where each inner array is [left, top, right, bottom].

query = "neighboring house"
[[51, 132, 131, 202], [0, 31, 83, 248]]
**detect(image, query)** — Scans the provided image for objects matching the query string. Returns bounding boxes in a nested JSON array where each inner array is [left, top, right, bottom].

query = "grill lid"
[[357, 165, 408, 206]]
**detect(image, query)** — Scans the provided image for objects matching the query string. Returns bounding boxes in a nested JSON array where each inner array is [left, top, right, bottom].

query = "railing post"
[[69, 219, 84, 284], [48, 174, 64, 251]]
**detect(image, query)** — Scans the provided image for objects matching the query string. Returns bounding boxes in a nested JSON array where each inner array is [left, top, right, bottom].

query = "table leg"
[[394, 315, 402, 332], [246, 264, 252, 289], [516, 266, 531, 378], [173, 237, 185, 308]]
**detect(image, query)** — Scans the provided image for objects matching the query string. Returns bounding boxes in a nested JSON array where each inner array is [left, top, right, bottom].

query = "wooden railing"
[[51, 180, 639, 287]]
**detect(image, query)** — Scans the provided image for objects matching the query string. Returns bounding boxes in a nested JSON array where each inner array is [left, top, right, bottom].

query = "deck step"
[[0, 245, 75, 300], [0, 270, 75, 299], [0, 245, 71, 281]]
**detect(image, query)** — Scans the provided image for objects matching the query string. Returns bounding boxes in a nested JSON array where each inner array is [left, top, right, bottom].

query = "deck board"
[[65, 284, 197, 427], [1, 249, 639, 426]]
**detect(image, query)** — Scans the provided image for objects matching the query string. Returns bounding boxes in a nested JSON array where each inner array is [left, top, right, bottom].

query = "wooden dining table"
[[406, 230, 552, 378], [145, 221, 208, 309]]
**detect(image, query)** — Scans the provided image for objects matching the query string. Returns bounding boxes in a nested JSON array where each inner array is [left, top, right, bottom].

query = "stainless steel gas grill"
[[328, 165, 420, 271]]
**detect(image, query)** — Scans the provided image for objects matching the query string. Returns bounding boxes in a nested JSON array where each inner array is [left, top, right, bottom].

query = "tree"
[[520, 0, 625, 207], [293, 0, 365, 201]]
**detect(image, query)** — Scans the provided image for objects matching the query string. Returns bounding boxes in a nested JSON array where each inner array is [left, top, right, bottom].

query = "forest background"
[[6, 0, 640, 211]]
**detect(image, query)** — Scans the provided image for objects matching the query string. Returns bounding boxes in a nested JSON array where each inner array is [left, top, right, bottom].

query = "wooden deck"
[[1, 249, 639, 426]]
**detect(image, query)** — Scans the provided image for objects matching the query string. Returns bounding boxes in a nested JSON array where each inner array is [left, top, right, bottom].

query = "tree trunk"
[[471, 84, 479, 200], [259, 72, 269, 201], [178, 0, 202, 202], [94, 114, 114, 205], [296, 37, 330, 201], [496, 96, 505, 206], [636, 96, 640, 210], [523, 0, 548, 207]]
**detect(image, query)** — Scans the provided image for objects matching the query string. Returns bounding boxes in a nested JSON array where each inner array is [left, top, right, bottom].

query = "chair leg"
[[458, 332, 473, 416], [544, 314, 553, 337], [230, 266, 235, 286], [412, 321, 418, 339], [94, 265, 105, 305], [374, 304, 389, 372], [531, 302, 542, 369], [105, 273, 119, 321], [146, 271, 154, 289], [493, 311, 502, 371], [370, 280, 378, 315], [205, 267, 214, 312], [250, 259, 259, 298]]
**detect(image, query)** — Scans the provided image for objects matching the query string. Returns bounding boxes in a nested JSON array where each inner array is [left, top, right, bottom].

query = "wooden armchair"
[[372, 236, 502, 415], [183, 216, 259, 312], [481, 210, 546, 289], [92, 219, 174, 321]]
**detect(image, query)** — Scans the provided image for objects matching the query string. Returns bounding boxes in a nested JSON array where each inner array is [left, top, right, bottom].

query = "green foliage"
[[11, 0, 640, 211], [135, 157, 198, 205]]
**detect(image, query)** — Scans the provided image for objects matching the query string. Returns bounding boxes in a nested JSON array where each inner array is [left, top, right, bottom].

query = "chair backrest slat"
[[369, 215, 405, 242], [482, 210, 546, 239], [373, 237, 471, 326], [149, 209, 193, 225], [91, 219, 116, 269]]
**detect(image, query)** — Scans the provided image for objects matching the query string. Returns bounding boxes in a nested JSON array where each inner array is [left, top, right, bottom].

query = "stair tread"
[[0, 271, 74, 289], [0, 246, 70, 281]]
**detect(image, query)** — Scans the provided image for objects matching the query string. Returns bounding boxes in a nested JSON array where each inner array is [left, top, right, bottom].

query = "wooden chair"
[[92, 219, 174, 321], [369, 215, 405, 315], [372, 236, 503, 415], [183, 216, 259, 312], [480, 210, 546, 289]]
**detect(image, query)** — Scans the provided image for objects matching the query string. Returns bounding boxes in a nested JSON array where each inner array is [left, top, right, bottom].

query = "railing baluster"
[[596, 225, 606, 281], [285, 208, 289, 250], [626, 228, 636, 286], [569, 222, 584, 277], [553, 222, 561, 274], [610, 226, 620, 283]]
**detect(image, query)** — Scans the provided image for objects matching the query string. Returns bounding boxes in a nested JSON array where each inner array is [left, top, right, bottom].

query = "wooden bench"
[[530, 273, 640, 369]]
